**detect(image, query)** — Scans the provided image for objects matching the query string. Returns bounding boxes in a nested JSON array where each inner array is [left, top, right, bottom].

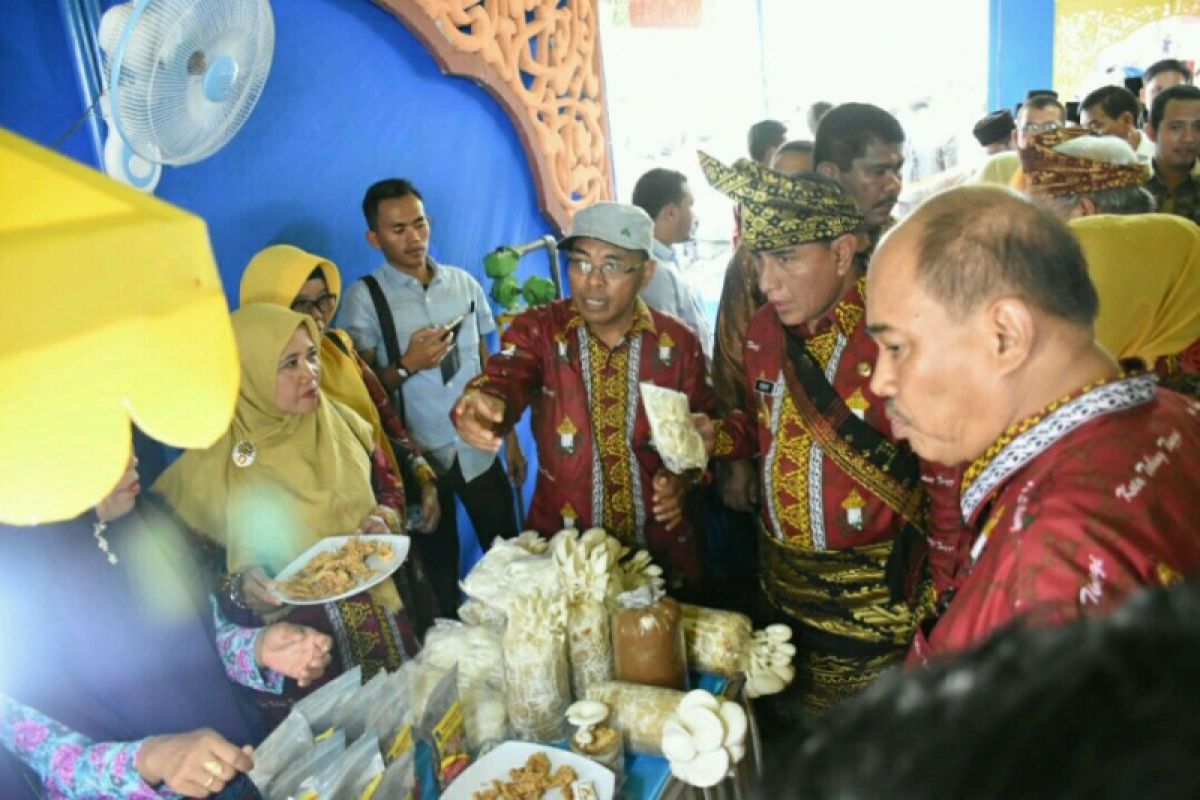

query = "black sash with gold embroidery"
[[782, 328, 926, 601]]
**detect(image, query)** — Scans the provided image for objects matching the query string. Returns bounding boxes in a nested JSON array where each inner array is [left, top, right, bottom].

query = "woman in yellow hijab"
[[1069, 213, 1200, 397], [239, 244, 440, 533], [153, 304, 420, 715]]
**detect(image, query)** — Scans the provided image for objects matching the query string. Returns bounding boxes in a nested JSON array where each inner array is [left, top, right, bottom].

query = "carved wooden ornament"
[[374, 0, 616, 232]]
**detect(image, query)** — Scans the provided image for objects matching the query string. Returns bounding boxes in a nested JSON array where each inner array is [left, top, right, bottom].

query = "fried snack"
[[472, 751, 578, 800], [277, 538, 393, 600]]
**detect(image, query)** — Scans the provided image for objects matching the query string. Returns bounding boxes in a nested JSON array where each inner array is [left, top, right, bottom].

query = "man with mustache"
[[813, 103, 906, 269], [1146, 84, 1200, 225], [452, 203, 749, 591], [700, 154, 964, 723], [865, 185, 1200, 662]]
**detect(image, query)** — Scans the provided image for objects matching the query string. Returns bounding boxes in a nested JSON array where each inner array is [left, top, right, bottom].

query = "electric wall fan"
[[97, 0, 274, 191]]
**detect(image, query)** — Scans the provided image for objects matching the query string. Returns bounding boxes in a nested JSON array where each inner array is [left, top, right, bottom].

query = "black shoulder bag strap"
[[782, 327, 926, 602], [361, 275, 406, 426]]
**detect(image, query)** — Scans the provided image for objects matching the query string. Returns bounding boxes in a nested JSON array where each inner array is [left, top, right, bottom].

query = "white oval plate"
[[271, 534, 410, 606], [443, 741, 615, 800]]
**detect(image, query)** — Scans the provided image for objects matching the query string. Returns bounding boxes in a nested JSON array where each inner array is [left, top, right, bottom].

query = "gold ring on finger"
[[204, 774, 215, 789], [203, 759, 223, 776]]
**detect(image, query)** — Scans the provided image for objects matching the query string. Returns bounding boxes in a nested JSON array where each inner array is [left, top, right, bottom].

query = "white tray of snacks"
[[443, 741, 614, 800], [271, 534, 409, 605]]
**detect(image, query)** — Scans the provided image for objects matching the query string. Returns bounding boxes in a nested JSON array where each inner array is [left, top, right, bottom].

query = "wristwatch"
[[396, 362, 411, 380]]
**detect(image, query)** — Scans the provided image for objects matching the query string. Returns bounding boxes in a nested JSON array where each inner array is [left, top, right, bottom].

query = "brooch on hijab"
[[92, 516, 118, 565], [232, 440, 258, 468]]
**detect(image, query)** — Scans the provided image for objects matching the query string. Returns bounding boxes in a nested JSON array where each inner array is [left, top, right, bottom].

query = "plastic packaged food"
[[611, 588, 688, 690], [267, 729, 345, 800], [419, 619, 508, 751], [296, 728, 384, 800], [680, 604, 754, 676], [459, 532, 557, 624], [585, 681, 686, 756], [247, 710, 314, 792], [554, 529, 614, 699], [418, 666, 472, 791], [640, 382, 708, 474], [504, 590, 570, 742], [294, 665, 363, 736]]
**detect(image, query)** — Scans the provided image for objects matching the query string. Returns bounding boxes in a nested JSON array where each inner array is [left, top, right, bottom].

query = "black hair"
[[1150, 83, 1200, 130], [775, 139, 815, 157], [806, 102, 833, 136], [306, 266, 326, 281], [768, 581, 1200, 799], [361, 178, 424, 232], [631, 168, 688, 221], [1081, 85, 1140, 123], [1144, 58, 1194, 85], [813, 103, 905, 172], [1020, 93, 1065, 120], [748, 120, 788, 163]]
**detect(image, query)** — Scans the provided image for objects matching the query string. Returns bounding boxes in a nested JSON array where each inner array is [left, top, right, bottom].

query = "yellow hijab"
[[239, 244, 400, 477], [153, 305, 399, 609], [1070, 213, 1200, 365]]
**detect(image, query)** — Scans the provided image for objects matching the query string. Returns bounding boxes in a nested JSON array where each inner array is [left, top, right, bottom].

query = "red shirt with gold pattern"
[[737, 279, 964, 713], [911, 375, 1200, 663], [741, 280, 963, 554], [465, 299, 748, 582]]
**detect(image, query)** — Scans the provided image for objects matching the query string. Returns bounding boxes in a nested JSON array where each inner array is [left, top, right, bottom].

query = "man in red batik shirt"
[[864, 185, 1200, 664], [699, 153, 966, 720], [452, 202, 749, 590]]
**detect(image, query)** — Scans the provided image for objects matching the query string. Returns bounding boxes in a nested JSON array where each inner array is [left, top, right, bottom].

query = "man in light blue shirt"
[[631, 169, 713, 364], [339, 178, 522, 614]]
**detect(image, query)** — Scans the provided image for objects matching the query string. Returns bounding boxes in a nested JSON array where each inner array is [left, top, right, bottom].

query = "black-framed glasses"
[[292, 292, 338, 316], [566, 255, 640, 279]]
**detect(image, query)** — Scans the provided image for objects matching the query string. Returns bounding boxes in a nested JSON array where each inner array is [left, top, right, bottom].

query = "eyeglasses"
[[291, 292, 337, 316], [1021, 121, 1062, 135], [566, 255, 641, 279]]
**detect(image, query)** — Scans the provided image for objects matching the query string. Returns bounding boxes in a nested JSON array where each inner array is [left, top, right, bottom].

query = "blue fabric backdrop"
[[3, 0, 557, 574]]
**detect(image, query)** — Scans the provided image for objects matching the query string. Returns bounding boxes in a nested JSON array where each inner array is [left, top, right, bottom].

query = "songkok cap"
[[973, 109, 1016, 147], [1019, 128, 1146, 197], [559, 202, 655, 256], [698, 151, 863, 253]]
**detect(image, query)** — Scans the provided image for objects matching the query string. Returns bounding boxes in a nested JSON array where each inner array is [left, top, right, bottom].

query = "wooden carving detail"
[[374, 0, 615, 232]]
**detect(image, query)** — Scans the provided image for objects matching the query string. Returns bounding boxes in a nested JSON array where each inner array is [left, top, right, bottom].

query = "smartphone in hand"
[[441, 314, 466, 342]]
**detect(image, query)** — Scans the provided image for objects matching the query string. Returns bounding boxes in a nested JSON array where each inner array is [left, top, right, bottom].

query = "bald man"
[[864, 186, 1200, 662]]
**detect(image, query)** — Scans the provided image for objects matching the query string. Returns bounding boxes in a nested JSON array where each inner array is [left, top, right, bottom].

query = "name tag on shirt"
[[754, 378, 777, 395]]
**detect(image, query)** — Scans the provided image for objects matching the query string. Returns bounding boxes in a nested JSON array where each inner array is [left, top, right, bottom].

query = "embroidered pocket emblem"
[[846, 387, 870, 420], [557, 416, 578, 454], [657, 331, 675, 366], [842, 488, 866, 530], [561, 502, 578, 530]]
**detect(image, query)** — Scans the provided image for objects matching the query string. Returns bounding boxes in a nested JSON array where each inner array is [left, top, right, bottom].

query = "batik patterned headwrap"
[[1019, 128, 1147, 198], [699, 151, 864, 252]]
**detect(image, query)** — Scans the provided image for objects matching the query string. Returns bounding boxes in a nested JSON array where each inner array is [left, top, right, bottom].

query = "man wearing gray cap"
[[452, 202, 750, 587]]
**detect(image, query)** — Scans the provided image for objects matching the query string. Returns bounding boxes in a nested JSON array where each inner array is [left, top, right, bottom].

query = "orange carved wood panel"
[[373, 0, 615, 232]]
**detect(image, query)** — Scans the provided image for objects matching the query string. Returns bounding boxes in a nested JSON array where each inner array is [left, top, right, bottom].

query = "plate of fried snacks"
[[272, 535, 410, 605], [443, 742, 614, 800]]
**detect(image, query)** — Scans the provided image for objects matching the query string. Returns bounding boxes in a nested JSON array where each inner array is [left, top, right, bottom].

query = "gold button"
[[857, 362, 872, 377]]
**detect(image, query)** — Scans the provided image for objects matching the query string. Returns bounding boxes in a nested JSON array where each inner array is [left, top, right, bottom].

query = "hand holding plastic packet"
[[640, 382, 707, 474]]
